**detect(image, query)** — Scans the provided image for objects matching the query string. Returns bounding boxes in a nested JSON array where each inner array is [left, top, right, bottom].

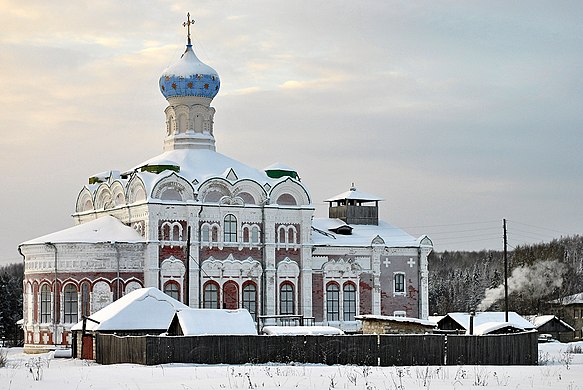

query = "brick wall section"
[[312, 273, 324, 322], [359, 273, 373, 315], [275, 249, 300, 263], [159, 245, 186, 262]]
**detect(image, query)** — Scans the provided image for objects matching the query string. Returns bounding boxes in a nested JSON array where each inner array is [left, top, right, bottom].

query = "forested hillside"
[[0, 262, 23, 345], [429, 235, 583, 316]]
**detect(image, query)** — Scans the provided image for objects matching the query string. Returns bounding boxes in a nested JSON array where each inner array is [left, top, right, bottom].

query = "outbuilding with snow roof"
[[525, 314, 575, 342], [437, 312, 534, 334], [70, 287, 188, 359]]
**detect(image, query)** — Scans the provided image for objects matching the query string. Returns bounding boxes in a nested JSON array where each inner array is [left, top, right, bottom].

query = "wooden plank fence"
[[446, 332, 538, 365], [95, 331, 538, 366]]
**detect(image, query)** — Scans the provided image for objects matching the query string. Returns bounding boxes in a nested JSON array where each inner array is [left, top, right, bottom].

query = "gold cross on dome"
[[183, 12, 195, 45]]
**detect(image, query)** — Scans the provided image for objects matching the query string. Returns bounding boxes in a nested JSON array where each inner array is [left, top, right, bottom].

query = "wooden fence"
[[95, 331, 538, 366]]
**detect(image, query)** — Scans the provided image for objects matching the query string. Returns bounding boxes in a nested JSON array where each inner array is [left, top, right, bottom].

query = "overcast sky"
[[1, 1, 582, 265]]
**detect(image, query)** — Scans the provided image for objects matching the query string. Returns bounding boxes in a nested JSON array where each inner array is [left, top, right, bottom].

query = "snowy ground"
[[1, 341, 582, 389]]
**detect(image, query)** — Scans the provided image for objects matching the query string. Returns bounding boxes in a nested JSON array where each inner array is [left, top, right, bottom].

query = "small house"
[[551, 292, 583, 340], [525, 315, 575, 342], [355, 315, 436, 334], [437, 312, 534, 334], [71, 287, 188, 359]]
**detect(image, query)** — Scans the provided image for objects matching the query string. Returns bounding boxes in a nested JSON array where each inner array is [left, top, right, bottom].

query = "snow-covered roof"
[[171, 309, 257, 335], [470, 322, 524, 335], [355, 315, 436, 327], [71, 287, 188, 331], [132, 149, 274, 187], [262, 326, 344, 336], [552, 292, 583, 305], [442, 312, 534, 331], [312, 218, 421, 247], [21, 215, 143, 245], [264, 162, 297, 172], [524, 315, 575, 331], [325, 187, 383, 202]]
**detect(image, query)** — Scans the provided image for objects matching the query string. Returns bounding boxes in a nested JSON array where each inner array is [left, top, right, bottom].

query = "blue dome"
[[159, 45, 220, 99]]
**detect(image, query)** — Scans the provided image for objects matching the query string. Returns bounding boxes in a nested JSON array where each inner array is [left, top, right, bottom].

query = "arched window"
[[343, 283, 357, 321], [40, 285, 51, 323], [279, 283, 294, 315], [279, 227, 286, 243], [164, 282, 180, 301], [242, 283, 257, 321], [224, 214, 237, 242], [242, 226, 250, 243], [203, 282, 219, 309], [201, 225, 210, 242], [288, 227, 296, 244], [162, 223, 171, 240], [326, 283, 340, 321], [172, 223, 182, 241], [394, 273, 405, 294], [251, 226, 260, 243], [212, 226, 219, 242], [63, 284, 78, 324], [222, 281, 239, 310]]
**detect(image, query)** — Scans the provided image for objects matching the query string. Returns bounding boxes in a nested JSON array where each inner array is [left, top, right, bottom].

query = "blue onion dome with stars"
[[159, 14, 220, 99]]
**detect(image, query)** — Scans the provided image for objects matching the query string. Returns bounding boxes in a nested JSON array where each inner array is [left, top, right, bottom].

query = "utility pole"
[[185, 225, 191, 306], [503, 219, 509, 322]]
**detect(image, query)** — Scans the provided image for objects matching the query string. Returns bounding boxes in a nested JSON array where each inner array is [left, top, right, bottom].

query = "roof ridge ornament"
[[183, 12, 194, 46]]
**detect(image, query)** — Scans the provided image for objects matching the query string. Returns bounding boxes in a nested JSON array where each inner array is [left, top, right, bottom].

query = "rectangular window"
[[40, 286, 51, 323], [343, 284, 357, 321], [203, 283, 219, 309], [326, 284, 340, 321], [63, 285, 78, 324], [394, 273, 405, 294], [224, 215, 237, 242], [279, 284, 294, 315], [242, 284, 257, 321]]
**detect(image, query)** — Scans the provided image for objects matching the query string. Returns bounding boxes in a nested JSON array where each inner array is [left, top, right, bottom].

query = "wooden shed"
[[71, 287, 188, 359], [525, 315, 575, 342]]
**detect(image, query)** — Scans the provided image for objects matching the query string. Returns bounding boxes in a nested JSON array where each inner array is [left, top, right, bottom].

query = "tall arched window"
[[224, 214, 237, 242], [164, 282, 180, 301], [63, 284, 78, 324], [40, 284, 51, 323], [201, 225, 210, 242], [394, 273, 405, 294], [222, 281, 239, 310], [343, 283, 357, 321], [326, 283, 340, 321], [279, 283, 294, 315], [251, 226, 260, 243], [242, 282, 257, 321], [203, 282, 219, 309], [288, 227, 295, 244]]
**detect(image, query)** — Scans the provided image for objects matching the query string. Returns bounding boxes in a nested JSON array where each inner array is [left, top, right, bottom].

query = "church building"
[[19, 16, 433, 351]]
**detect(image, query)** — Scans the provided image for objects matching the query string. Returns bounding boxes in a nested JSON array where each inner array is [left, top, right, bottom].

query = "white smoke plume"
[[477, 259, 567, 311]]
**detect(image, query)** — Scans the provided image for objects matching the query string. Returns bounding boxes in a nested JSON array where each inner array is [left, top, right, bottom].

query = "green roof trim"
[[139, 164, 180, 174], [265, 169, 298, 180]]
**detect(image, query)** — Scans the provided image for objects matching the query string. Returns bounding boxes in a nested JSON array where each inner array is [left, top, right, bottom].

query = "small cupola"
[[325, 185, 383, 225]]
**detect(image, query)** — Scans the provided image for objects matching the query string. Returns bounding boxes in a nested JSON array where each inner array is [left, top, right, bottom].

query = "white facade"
[[20, 28, 432, 351]]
